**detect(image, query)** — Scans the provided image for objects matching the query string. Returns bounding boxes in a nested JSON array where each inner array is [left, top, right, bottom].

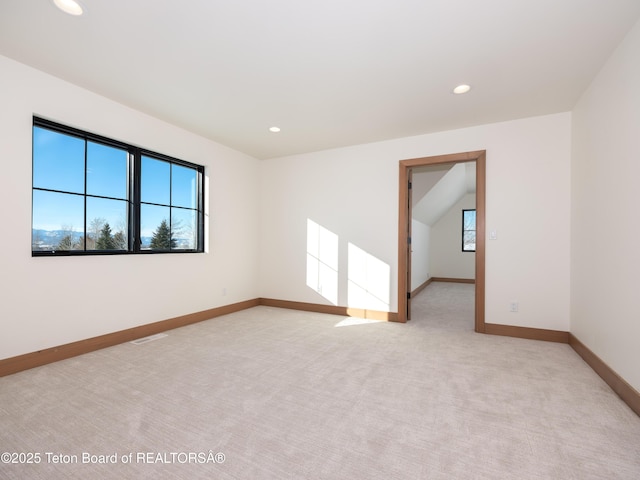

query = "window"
[[462, 209, 476, 252], [32, 117, 204, 255]]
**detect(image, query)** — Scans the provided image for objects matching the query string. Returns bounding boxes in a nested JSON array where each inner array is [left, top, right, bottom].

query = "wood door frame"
[[397, 150, 486, 332]]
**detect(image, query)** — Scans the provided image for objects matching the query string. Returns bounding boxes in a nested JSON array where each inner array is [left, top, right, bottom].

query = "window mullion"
[[169, 164, 173, 250], [198, 168, 204, 251], [132, 149, 141, 253], [83, 137, 88, 251]]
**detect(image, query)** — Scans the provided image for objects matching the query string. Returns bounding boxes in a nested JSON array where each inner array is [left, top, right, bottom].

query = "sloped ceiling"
[[1, 1, 640, 159], [413, 163, 476, 226]]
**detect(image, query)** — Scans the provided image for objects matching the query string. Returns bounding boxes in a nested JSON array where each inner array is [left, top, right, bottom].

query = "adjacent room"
[[1, 1, 639, 478]]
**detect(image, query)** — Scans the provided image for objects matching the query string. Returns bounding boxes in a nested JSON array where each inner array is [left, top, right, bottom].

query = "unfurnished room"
[[1, 1, 640, 479]]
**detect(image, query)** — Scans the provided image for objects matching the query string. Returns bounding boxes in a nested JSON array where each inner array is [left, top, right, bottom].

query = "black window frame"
[[462, 208, 476, 253], [32, 117, 205, 256]]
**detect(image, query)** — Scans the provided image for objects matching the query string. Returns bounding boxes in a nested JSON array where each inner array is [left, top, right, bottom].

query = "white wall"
[[259, 112, 571, 330], [410, 219, 430, 290], [571, 18, 640, 391], [0, 52, 576, 360], [0, 55, 260, 360], [429, 194, 475, 279]]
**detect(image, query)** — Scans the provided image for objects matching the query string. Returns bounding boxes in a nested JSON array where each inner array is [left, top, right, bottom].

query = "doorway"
[[397, 150, 486, 332]]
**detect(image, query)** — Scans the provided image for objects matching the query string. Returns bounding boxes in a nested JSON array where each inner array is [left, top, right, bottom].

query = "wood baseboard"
[[0, 298, 260, 378], [569, 334, 640, 417], [11, 297, 638, 419], [431, 277, 475, 284], [484, 323, 569, 343], [259, 298, 399, 322], [411, 278, 433, 297], [411, 277, 474, 297]]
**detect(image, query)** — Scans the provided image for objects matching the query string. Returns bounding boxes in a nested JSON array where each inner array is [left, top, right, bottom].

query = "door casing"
[[397, 150, 486, 332]]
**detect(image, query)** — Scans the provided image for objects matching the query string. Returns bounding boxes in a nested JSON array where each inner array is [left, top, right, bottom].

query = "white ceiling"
[[1, 0, 639, 159]]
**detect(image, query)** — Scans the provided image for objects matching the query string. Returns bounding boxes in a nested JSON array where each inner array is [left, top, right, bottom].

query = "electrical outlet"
[[222, 287, 227, 296], [509, 301, 519, 312]]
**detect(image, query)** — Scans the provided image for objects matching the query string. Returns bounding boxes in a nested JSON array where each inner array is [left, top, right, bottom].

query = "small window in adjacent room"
[[462, 209, 476, 252], [32, 117, 205, 255]]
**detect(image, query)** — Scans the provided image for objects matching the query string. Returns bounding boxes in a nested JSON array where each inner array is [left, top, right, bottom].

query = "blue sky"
[[32, 127, 197, 244]]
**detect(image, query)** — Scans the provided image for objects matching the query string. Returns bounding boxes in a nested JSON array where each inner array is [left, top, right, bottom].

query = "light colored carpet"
[[1, 282, 639, 479]]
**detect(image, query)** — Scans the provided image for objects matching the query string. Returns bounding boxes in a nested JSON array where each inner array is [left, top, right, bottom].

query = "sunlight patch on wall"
[[306, 219, 339, 305], [348, 243, 390, 311]]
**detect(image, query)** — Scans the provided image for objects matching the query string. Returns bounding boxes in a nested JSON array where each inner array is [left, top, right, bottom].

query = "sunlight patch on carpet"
[[334, 317, 383, 328]]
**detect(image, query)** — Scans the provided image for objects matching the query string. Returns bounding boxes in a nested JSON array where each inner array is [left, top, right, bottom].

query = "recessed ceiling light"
[[53, 0, 84, 16], [453, 84, 471, 95], [269, 126, 281, 133]]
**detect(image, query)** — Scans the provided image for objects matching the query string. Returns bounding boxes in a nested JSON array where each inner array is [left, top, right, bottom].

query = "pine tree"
[[150, 219, 175, 250], [113, 231, 127, 250], [57, 234, 74, 250], [96, 223, 117, 250]]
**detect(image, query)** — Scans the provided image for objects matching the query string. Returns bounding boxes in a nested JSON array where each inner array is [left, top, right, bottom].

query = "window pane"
[[172, 164, 197, 209], [141, 156, 170, 205], [171, 208, 197, 249], [32, 190, 84, 251], [463, 231, 476, 251], [87, 142, 128, 199], [141, 204, 171, 250], [86, 197, 128, 250], [463, 210, 476, 230], [33, 127, 85, 194]]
